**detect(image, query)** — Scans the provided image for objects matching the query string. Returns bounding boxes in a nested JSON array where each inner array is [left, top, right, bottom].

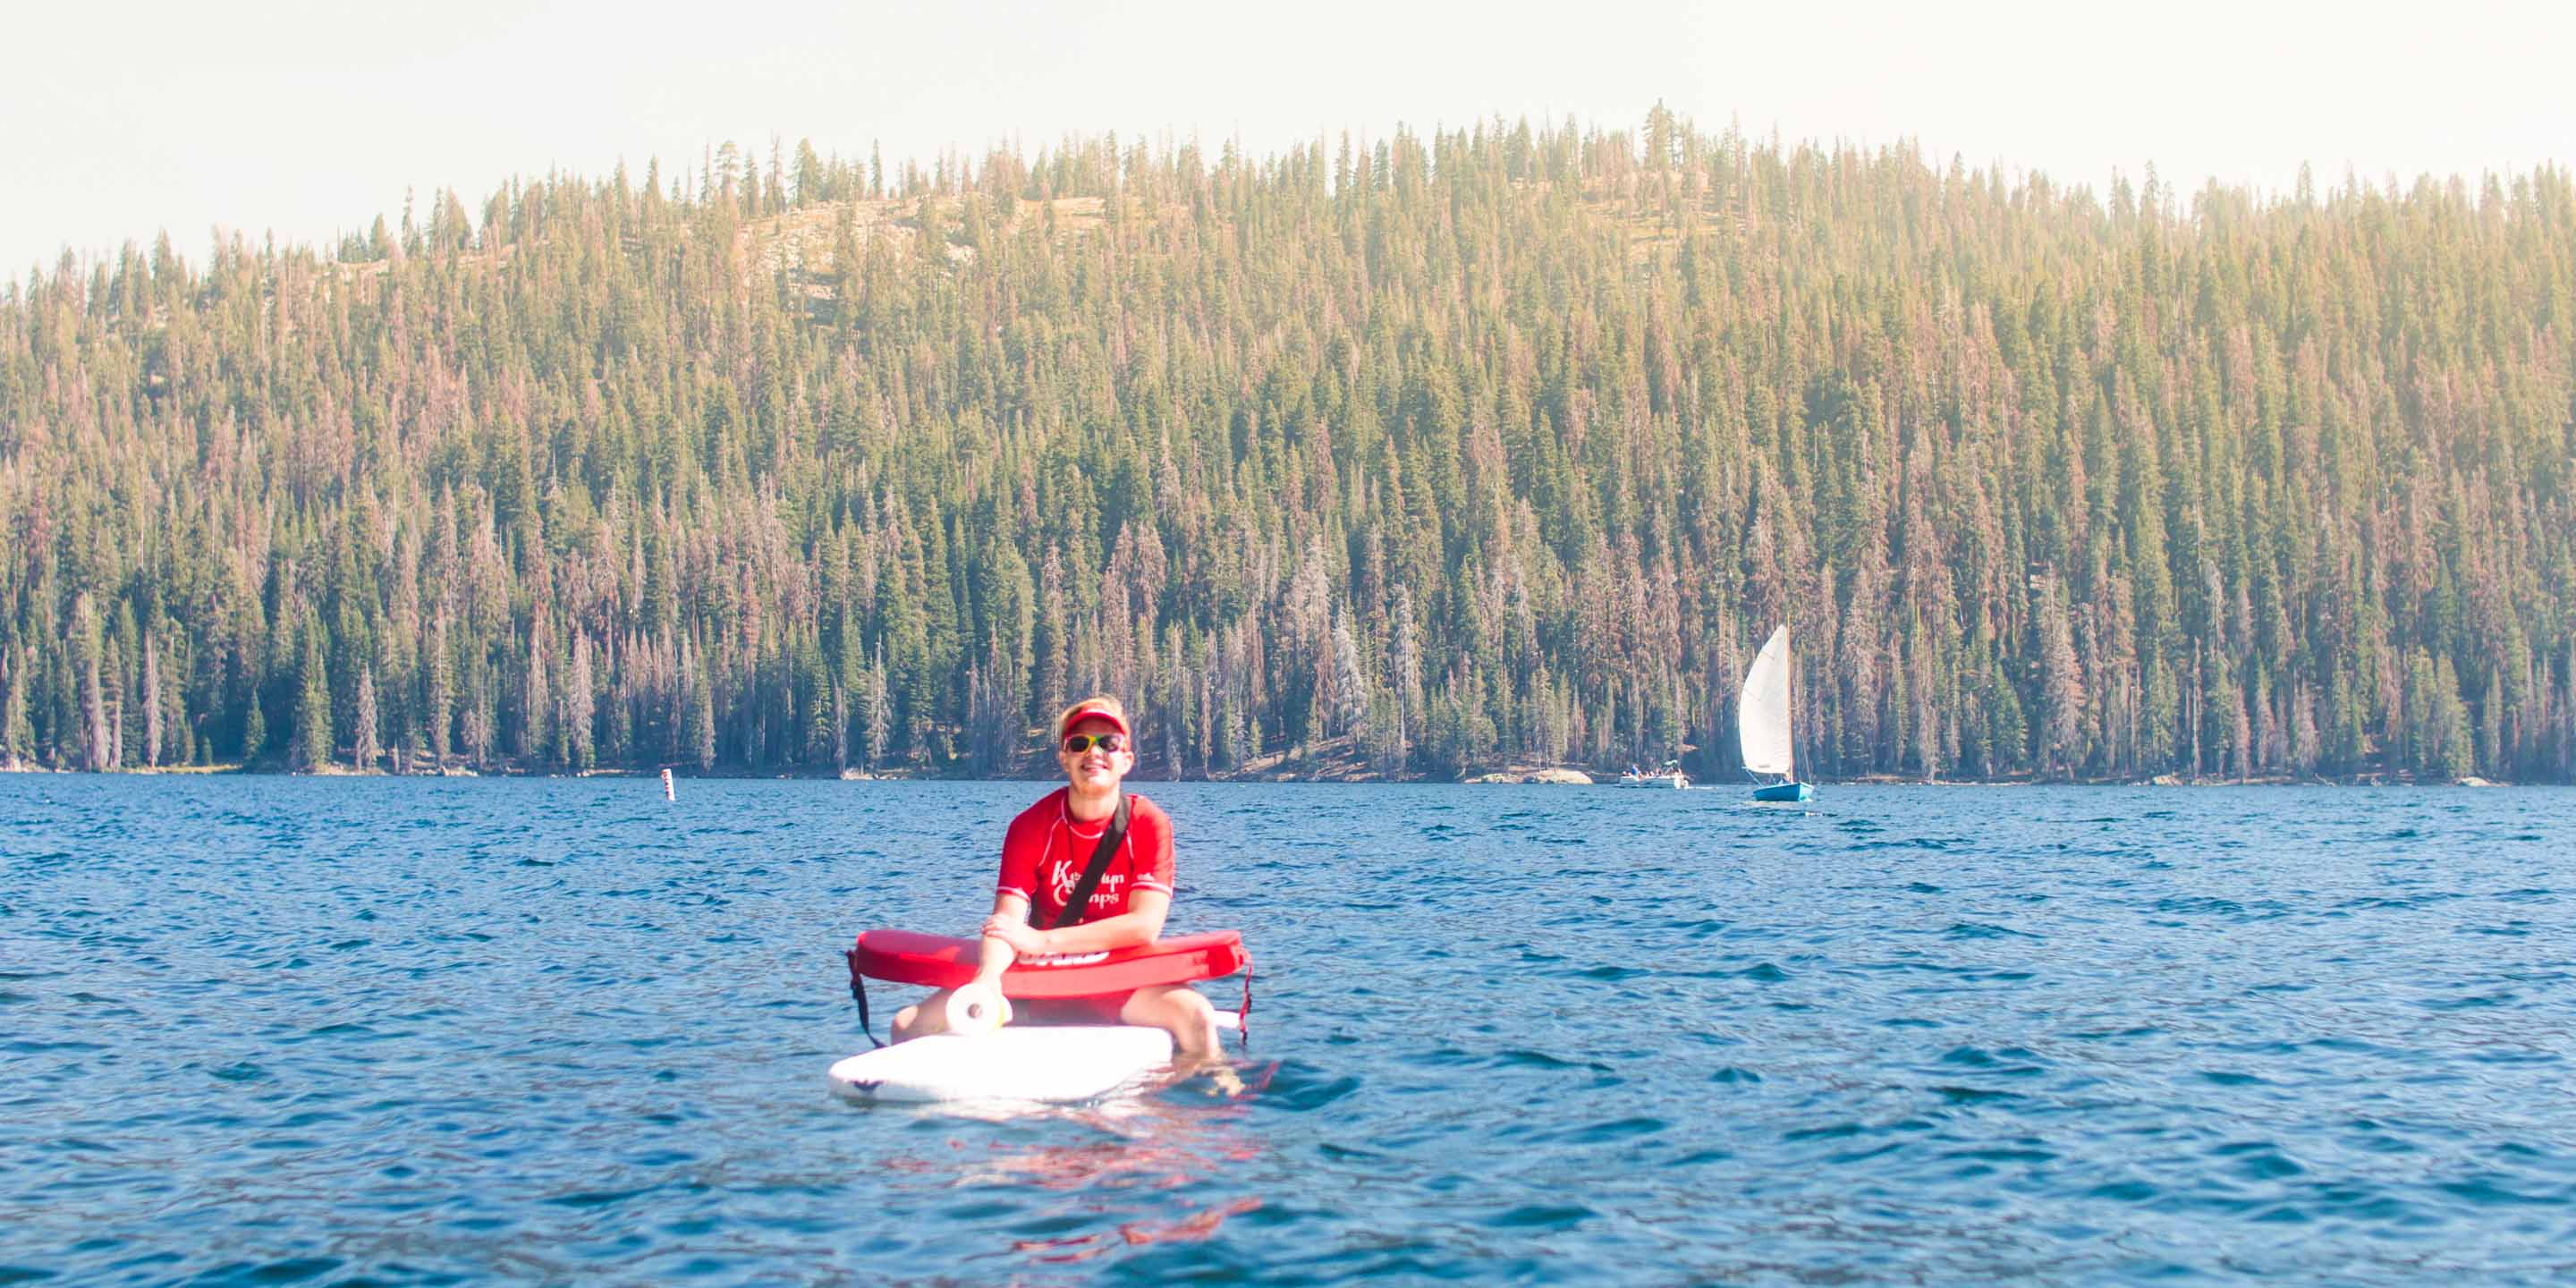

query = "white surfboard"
[[827, 1013, 1241, 1105]]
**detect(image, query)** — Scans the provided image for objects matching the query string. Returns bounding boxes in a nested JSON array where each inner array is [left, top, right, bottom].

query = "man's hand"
[[981, 914, 1048, 955]]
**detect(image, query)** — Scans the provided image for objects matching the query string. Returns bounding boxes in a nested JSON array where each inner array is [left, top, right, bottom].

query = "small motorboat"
[[1616, 762, 1690, 789]]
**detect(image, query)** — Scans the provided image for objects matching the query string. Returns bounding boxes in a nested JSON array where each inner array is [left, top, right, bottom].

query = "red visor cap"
[[1058, 704, 1131, 741]]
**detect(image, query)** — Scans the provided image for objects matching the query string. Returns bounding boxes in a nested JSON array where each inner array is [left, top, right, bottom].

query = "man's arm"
[[976, 890, 1030, 982], [986, 888, 1170, 957]]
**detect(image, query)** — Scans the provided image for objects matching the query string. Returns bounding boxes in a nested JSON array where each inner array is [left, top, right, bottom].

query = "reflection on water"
[[871, 1065, 1279, 1267], [1019, 1197, 1267, 1265]]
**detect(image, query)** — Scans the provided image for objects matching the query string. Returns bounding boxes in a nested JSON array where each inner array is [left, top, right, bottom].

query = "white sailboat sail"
[[1738, 625, 1795, 778]]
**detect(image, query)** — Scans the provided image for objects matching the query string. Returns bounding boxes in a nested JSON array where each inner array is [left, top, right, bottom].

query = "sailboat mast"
[[1784, 629, 1795, 783]]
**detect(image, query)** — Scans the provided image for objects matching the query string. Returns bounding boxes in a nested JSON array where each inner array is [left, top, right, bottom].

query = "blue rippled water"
[[3, 776, 2572, 1284]]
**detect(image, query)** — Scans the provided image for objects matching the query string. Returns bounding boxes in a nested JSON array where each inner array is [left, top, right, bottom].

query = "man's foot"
[[1166, 1046, 1245, 1096]]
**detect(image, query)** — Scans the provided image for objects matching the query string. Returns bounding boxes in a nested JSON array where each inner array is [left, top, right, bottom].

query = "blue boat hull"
[[1751, 782, 1813, 802]]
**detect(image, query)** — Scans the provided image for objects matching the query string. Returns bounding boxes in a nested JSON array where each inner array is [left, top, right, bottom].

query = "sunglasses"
[[1061, 733, 1128, 754]]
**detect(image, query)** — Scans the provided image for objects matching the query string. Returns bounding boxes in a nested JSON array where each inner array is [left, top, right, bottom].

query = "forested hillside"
[[4, 114, 2571, 781]]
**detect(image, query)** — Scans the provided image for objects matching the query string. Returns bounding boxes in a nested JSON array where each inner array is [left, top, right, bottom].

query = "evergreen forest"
[[4, 111, 2572, 783]]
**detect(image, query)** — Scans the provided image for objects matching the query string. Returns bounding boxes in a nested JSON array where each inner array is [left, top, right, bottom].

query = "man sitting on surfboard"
[[889, 696, 1224, 1059]]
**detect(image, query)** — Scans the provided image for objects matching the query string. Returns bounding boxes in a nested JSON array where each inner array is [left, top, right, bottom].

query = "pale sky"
[[6, 0, 2567, 276]]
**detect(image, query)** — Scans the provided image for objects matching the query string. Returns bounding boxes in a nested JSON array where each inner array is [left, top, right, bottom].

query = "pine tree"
[[864, 642, 894, 771], [1987, 668, 2029, 775], [426, 614, 453, 769], [520, 631, 549, 767], [2036, 579, 2084, 778], [2430, 655, 2473, 782], [831, 682, 850, 774], [0, 652, 30, 767], [462, 663, 494, 770], [352, 665, 380, 771], [566, 633, 596, 772], [140, 631, 162, 767], [693, 657, 717, 772], [1331, 609, 1368, 739], [293, 623, 334, 772]]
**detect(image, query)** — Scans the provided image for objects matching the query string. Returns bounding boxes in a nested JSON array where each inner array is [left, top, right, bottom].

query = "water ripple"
[[1, 777, 2572, 1284]]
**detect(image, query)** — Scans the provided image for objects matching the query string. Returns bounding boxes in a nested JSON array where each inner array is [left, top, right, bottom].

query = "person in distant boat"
[[890, 695, 1223, 1060]]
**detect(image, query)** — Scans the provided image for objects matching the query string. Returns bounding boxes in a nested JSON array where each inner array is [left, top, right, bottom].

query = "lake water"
[[3, 775, 2572, 1284]]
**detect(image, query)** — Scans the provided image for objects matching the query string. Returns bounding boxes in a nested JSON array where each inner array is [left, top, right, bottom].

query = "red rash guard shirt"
[[996, 789, 1176, 928]]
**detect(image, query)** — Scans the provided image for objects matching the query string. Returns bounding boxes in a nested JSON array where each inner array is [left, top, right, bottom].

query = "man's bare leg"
[[889, 988, 959, 1042], [1121, 983, 1240, 1091]]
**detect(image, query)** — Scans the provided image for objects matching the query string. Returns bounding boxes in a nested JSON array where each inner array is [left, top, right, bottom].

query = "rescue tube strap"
[[845, 948, 884, 1048], [1043, 793, 1131, 931], [1238, 962, 1253, 1047]]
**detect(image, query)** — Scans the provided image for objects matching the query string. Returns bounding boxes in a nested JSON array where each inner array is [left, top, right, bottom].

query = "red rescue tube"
[[849, 928, 1250, 999]]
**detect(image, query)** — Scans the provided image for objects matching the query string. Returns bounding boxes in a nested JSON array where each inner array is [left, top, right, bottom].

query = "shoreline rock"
[[1464, 768, 1594, 785]]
